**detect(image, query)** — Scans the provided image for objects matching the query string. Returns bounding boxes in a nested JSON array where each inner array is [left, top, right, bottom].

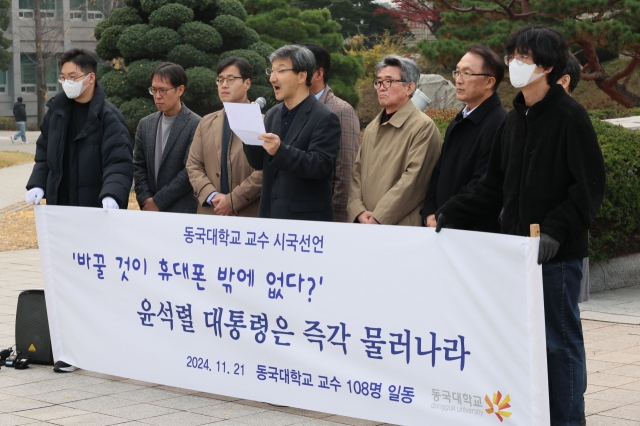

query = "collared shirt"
[[314, 87, 325, 100], [280, 101, 303, 141], [462, 104, 479, 119]]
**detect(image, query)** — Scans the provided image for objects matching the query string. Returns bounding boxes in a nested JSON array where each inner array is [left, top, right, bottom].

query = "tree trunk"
[[578, 40, 640, 108], [34, 0, 47, 125]]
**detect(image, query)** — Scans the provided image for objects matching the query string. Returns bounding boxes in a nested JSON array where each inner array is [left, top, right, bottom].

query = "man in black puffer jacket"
[[25, 48, 132, 211], [25, 49, 133, 374], [436, 26, 605, 426]]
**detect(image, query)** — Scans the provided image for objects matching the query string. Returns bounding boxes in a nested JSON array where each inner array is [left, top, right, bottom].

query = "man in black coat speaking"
[[243, 45, 341, 222], [25, 49, 132, 212], [422, 45, 506, 233]]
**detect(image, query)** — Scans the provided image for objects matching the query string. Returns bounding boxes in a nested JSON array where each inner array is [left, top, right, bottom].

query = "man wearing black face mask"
[[26, 48, 132, 212], [435, 26, 605, 426]]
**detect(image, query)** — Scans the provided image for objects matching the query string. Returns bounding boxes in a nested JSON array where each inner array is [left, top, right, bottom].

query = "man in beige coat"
[[347, 55, 441, 226], [187, 57, 262, 216]]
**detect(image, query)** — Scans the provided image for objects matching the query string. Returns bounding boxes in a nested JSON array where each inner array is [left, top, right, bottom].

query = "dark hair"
[[216, 56, 252, 80], [151, 62, 188, 91], [466, 45, 504, 92], [562, 54, 581, 94], [269, 45, 316, 86], [17, 97, 23, 102], [504, 24, 569, 85], [58, 48, 98, 74], [298, 43, 331, 83]]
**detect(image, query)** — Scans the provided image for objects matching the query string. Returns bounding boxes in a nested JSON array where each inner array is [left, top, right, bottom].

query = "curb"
[[590, 253, 640, 293]]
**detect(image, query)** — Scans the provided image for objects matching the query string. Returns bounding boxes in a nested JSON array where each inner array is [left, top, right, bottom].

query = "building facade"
[[2, 0, 103, 122]]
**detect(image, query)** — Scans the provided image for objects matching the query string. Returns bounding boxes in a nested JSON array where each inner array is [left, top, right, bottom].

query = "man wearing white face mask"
[[25, 49, 133, 373], [26, 48, 132, 215], [435, 25, 605, 426]]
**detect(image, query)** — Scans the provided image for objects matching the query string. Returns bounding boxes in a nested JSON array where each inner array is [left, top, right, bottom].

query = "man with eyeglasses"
[[25, 48, 133, 373], [133, 62, 200, 213], [421, 45, 506, 232], [243, 45, 340, 221], [347, 55, 441, 226], [186, 56, 262, 217], [436, 25, 605, 426]]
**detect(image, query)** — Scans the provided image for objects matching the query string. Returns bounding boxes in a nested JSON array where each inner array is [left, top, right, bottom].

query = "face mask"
[[62, 75, 90, 99], [509, 61, 545, 88]]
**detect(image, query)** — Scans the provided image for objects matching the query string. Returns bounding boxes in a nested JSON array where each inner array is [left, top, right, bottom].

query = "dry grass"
[[0, 192, 140, 253], [0, 151, 34, 169]]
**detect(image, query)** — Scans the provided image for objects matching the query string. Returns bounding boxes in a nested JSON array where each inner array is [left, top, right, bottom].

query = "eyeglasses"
[[372, 79, 405, 89], [148, 86, 178, 96], [452, 70, 491, 80], [266, 68, 294, 76], [57, 73, 89, 84], [216, 76, 243, 85], [504, 54, 532, 66]]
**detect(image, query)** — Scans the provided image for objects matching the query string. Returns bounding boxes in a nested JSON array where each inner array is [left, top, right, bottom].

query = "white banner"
[[35, 205, 548, 426]]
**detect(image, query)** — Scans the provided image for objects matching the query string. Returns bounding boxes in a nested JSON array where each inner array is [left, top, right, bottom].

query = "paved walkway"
[[0, 163, 36, 211], [0, 131, 40, 155], [1, 250, 640, 425]]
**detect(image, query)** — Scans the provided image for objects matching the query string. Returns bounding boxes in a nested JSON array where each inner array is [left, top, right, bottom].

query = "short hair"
[[59, 48, 98, 75], [504, 24, 569, 86], [17, 97, 23, 102], [269, 45, 316, 87], [150, 62, 188, 90], [375, 55, 420, 97], [216, 56, 252, 80], [562, 54, 581, 94], [298, 43, 331, 83], [466, 45, 504, 92]]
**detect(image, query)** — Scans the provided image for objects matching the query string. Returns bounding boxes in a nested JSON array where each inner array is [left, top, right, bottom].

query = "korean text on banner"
[[34, 205, 548, 426]]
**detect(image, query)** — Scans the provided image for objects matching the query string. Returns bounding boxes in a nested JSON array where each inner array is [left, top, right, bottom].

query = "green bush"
[[216, 0, 248, 21], [249, 41, 274, 60], [167, 44, 213, 69], [119, 98, 157, 135], [212, 14, 246, 39], [107, 6, 143, 27], [178, 22, 222, 52], [589, 119, 640, 262], [95, 25, 124, 59], [0, 116, 38, 131], [117, 24, 150, 60], [183, 67, 219, 111], [145, 27, 183, 54], [125, 59, 161, 97], [149, 4, 194, 28], [100, 70, 133, 100], [589, 108, 640, 121]]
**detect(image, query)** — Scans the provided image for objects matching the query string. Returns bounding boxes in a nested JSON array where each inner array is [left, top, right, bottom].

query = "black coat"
[[26, 83, 133, 208], [133, 104, 200, 213], [13, 102, 26, 122], [440, 84, 605, 262], [422, 92, 506, 232], [243, 93, 341, 221]]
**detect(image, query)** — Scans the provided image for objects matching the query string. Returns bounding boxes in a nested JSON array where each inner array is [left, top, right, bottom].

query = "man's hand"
[[426, 214, 437, 228], [259, 133, 281, 156], [435, 213, 453, 233], [25, 187, 44, 205], [357, 211, 376, 224], [141, 198, 160, 211], [102, 197, 119, 211], [538, 233, 560, 265], [213, 194, 234, 216]]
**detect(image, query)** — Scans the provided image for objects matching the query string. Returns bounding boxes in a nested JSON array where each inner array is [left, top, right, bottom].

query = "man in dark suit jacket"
[[134, 62, 201, 213], [243, 45, 341, 221], [422, 45, 507, 232]]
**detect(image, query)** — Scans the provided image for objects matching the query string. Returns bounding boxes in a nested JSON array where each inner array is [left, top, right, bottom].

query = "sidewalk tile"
[[585, 415, 640, 425], [600, 403, 640, 421], [137, 411, 214, 426], [47, 412, 127, 425], [12, 406, 89, 421], [231, 411, 310, 425], [189, 402, 265, 419], [150, 395, 227, 410], [100, 403, 178, 420]]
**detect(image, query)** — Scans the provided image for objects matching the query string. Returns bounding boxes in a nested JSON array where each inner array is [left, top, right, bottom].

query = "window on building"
[[0, 71, 6, 93], [18, 0, 56, 18], [70, 0, 104, 19], [21, 54, 59, 93]]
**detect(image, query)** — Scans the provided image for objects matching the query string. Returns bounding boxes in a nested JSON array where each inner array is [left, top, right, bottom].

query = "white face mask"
[[62, 75, 90, 99], [509, 61, 545, 88]]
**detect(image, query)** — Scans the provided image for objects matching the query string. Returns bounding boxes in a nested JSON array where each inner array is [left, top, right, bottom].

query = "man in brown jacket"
[[300, 43, 360, 223], [186, 57, 262, 216], [347, 55, 441, 226]]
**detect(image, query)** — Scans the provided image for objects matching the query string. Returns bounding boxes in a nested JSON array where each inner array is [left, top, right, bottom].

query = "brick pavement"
[[1, 249, 640, 425]]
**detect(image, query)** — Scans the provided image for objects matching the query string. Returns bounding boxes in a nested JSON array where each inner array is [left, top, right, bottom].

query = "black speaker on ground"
[[15, 290, 53, 365]]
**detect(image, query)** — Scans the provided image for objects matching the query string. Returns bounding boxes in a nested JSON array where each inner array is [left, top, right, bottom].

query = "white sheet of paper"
[[223, 102, 266, 146]]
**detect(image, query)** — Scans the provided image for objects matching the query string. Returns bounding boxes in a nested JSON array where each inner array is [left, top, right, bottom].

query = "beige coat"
[[186, 109, 262, 216], [347, 99, 441, 226]]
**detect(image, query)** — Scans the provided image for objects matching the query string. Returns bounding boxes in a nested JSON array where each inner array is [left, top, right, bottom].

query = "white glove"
[[102, 196, 119, 211], [26, 188, 44, 205]]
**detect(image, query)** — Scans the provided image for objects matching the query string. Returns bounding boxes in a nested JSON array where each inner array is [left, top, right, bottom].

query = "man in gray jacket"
[[133, 62, 201, 213]]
